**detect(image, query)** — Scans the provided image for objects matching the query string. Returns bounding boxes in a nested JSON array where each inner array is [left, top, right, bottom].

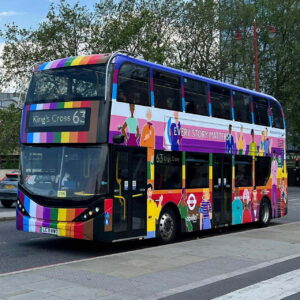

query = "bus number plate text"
[[40, 227, 58, 235]]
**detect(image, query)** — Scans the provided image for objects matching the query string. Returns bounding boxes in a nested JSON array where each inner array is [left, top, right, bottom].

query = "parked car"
[[0, 172, 19, 208]]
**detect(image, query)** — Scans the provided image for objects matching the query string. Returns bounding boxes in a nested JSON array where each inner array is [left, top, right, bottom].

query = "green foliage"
[[0, 0, 92, 92], [219, 0, 300, 148], [0, 106, 21, 155], [0, 0, 299, 147]]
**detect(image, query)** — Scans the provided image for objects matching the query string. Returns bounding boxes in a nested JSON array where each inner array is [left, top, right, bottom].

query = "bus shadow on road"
[[19, 221, 284, 259]]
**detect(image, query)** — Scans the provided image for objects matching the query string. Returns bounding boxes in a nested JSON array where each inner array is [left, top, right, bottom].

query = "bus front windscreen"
[[25, 65, 106, 104], [20, 145, 108, 199]]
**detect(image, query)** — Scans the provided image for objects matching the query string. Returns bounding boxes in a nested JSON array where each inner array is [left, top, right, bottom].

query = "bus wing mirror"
[[113, 134, 125, 144]]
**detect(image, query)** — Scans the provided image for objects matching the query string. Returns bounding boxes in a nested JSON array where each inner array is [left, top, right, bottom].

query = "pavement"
[[0, 219, 299, 299], [0, 207, 15, 222]]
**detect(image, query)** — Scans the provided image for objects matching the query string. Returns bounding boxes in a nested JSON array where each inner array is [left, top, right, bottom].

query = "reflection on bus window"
[[153, 71, 181, 111], [233, 91, 252, 123], [26, 65, 106, 104], [186, 152, 209, 188], [235, 155, 252, 187], [20, 145, 108, 199], [211, 85, 231, 120], [255, 156, 271, 186], [270, 100, 284, 129], [154, 150, 182, 189], [118, 63, 149, 106], [184, 78, 208, 116], [253, 97, 270, 126]]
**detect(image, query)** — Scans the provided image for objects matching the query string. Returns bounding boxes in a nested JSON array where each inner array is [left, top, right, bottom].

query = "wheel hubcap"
[[159, 213, 174, 240], [262, 203, 269, 223]]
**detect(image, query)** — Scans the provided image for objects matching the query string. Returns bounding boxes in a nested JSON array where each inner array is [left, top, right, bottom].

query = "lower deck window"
[[186, 152, 209, 188], [154, 151, 182, 189], [235, 155, 252, 187]]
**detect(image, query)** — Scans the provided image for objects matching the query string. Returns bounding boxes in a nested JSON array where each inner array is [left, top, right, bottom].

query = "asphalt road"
[[0, 187, 299, 276]]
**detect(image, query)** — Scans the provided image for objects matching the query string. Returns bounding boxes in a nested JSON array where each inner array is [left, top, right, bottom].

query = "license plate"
[[40, 227, 58, 235], [4, 185, 14, 189]]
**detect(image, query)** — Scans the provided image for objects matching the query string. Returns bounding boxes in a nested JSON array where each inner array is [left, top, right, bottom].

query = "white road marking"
[[288, 198, 299, 202], [152, 252, 300, 300], [213, 269, 300, 300]]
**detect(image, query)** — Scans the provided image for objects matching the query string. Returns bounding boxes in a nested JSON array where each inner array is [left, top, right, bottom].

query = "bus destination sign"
[[27, 108, 91, 132]]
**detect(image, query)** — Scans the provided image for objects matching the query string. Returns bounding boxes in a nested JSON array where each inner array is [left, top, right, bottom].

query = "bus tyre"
[[1, 200, 13, 208], [258, 199, 271, 227], [158, 208, 177, 244]]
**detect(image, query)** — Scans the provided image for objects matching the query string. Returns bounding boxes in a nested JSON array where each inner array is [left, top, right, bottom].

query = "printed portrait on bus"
[[146, 183, 163, 237], [178, 188, 193, 232], [242, 188, 253, 223], [140, 108, 155, 148], [252, 188, 259, 221], [271, 151, 279, 217], [259, 128, 272, 156], [235, 125, 245, 155], [199, 189, 212, 230], [280, 178, 287, 216], [232, 188, 243, 225], [121, 103, 140, 146], [264, 128, 272, 156], [249, 129, 258, 156], [164, 111, 182, 151], [225, 124, 234, 154]]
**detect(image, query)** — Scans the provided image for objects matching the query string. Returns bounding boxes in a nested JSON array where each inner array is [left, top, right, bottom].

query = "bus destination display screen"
[[27, 108, 91, 132]]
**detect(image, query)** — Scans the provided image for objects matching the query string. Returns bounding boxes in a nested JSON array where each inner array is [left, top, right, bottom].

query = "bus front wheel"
[[258, 199, 271, 226], [158, 208, 177, 244]]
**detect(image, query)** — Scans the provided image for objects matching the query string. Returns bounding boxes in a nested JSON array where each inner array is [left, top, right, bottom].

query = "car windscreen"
[[25, 65, 106, 104]]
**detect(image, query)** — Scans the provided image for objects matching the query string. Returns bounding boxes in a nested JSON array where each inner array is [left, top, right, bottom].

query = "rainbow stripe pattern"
[[35, 54, 110, 71], [16, 191, 93, 240], [21, 101, 99, 144]]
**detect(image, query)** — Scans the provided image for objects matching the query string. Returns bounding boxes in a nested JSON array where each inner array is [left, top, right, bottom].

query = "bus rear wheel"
[[158, 208, 177, 244], [258, 199, 271, 226]]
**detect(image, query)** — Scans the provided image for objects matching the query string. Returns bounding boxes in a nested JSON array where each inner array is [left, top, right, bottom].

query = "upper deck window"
[[210, 85, 231, 120], [233, 91, 252, 123], [25, 65, 106, 104], [117, 63, 149, 106], [253, 97, 270, 126], [153, 70, 181, 111], [270, 100, 284, 129], [184, 78, 208, 116]]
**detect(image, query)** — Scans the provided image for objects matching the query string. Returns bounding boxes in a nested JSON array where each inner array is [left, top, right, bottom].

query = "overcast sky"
[[0, 0, 96, 42]]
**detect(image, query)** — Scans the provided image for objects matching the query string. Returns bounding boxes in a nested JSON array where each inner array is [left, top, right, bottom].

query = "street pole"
[[253, 20, 260, 92]]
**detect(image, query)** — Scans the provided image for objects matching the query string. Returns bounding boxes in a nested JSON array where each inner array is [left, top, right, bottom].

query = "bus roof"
[[34, 53, 111, 72], [35, 52, 276, 102]]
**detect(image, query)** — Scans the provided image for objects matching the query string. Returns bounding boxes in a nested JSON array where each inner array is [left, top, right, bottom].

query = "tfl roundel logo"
[[187, 193, 197, 210]]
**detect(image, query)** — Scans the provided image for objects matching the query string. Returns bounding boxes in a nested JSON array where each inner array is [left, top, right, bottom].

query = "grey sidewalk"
[[0, 222, 300, 300], [0, 208, 15, 222]]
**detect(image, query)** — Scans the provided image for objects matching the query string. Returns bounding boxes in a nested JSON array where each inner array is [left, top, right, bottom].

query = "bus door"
[[213, 154, 232, 226], [113, 146, 147, 238]]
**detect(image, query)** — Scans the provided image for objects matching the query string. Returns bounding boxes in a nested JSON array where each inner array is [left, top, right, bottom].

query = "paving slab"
[[0, 209, 15, 221]]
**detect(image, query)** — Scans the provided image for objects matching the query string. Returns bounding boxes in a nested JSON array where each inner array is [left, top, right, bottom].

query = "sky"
[[0, 0, 96, 42]]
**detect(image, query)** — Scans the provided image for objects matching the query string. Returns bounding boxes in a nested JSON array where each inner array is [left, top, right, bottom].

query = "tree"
[[91, 0, 184, 64], [218, 0, 300, 148], [173, 0, 220, 78], [0, 0, 92, 92], [0, 106, 21, 156]]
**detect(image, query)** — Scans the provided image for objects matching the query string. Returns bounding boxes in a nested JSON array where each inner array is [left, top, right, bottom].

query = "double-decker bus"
[[17, 51, 287, 243]]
